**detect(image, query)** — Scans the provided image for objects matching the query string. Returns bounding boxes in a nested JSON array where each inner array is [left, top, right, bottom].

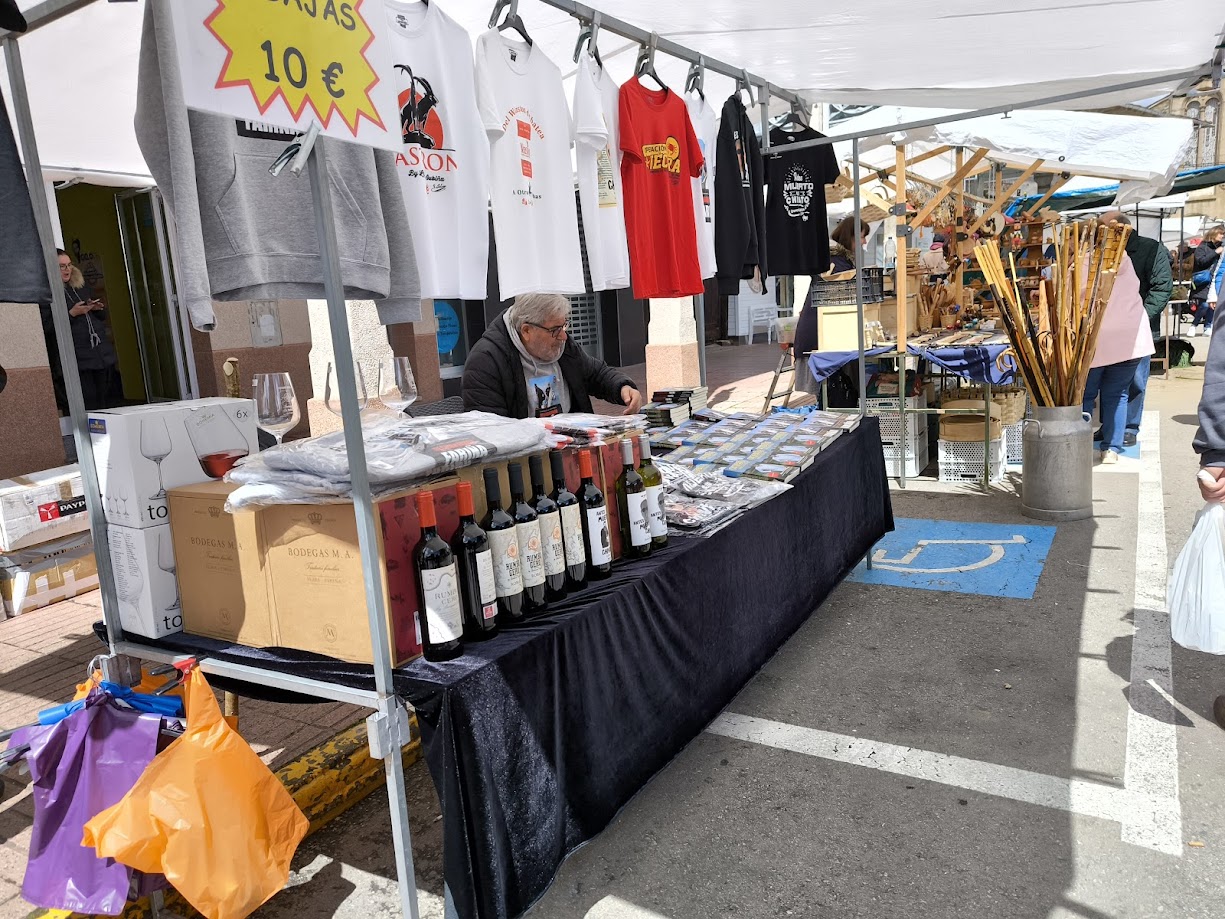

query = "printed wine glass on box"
[[185, 407, 250, 478], [139, 417, 172, 500]]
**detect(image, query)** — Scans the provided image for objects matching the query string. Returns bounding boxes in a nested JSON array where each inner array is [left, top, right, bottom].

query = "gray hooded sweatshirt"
[[135, 2, 420, 332], [505, 314, 570, 416], [1194, 309, 1225, 467]]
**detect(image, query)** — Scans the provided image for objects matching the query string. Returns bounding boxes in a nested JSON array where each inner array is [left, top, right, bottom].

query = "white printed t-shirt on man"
[[476, 31, 585, 299], [386, 0, 490, 300]]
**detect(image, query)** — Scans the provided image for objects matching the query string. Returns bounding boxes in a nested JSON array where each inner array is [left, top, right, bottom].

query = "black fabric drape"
[[107, 420, 893, 918]]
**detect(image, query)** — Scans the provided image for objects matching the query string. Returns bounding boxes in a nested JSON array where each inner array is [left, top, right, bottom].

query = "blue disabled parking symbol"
[[848, 518, 1056, 599]]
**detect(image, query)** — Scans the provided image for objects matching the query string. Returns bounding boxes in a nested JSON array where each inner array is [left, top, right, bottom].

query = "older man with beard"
[[462, 293, 643, 419]]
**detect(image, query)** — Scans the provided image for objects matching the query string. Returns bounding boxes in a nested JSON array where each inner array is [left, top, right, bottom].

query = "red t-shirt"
[[618, 80, 705, 299]]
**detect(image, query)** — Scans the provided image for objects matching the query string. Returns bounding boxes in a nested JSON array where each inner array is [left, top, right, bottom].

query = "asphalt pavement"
[[255, 369, 1225, 919]]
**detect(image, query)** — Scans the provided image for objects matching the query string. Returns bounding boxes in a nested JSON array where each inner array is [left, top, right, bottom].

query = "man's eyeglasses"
[[525, 320, 570, 340]]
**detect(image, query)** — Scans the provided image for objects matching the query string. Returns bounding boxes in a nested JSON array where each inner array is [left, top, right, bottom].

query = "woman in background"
[[56, 249, 120, 410]]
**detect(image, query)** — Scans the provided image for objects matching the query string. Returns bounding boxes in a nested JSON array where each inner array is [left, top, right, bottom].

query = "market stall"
[[3, 2, 1224, 919]]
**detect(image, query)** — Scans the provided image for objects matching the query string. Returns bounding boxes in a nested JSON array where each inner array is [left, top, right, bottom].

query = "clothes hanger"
[[685, 56, 706, 100], [572, 11, 603, 70], [737, 69, 756, 107], [776, 98, 812, 133], [634, 32, 667, 92], [489, 0, 532, 47]]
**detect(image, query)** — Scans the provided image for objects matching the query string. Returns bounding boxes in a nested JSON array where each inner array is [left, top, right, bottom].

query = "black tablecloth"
[[106, 420, 893, 919]]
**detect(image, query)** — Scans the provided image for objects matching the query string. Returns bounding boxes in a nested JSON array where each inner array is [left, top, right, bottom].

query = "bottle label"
[[560, 503, 585, 567], [541, 513, 566, 576], [586, 506, 613, 565], [625, 492, 652, 547], [645, 484, 667, 538], [487, 528, 523, 597], [475, 549, 498, 605], [420, 564, 463, 644], [518, 519, 546, 588]]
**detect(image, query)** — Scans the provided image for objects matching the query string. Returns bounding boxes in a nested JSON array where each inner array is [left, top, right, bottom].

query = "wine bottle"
[[530, 455, 567, 600], [550, 450, 587, 590], [616, 439, 652, 559], [638, 435, 668, 549], [482, 468, 524, 624], [577, 449, 613, 580], [508, 462, 547, 613], [451, 481, 498, 640], [413, 491, 463, 662]]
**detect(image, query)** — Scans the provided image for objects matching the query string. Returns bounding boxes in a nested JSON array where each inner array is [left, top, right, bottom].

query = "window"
[[1203, 100, 1219, 167], [1186, 100, 1201, 168]]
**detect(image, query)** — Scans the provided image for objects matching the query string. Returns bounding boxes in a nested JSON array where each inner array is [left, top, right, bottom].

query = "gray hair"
[[1099, 210, 1129, 226], [506, 293, 570, 332]]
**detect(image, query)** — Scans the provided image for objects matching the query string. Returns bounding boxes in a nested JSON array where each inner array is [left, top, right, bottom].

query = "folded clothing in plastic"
[[226, 412, 551, 510]]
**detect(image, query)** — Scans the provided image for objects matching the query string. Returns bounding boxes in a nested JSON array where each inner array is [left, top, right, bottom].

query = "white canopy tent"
[[831, 106, 1196, 206], [3, 0, 1223, 187]]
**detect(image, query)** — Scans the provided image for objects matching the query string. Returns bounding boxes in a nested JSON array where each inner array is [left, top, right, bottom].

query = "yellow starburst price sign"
[[167, 0, 400, 151]]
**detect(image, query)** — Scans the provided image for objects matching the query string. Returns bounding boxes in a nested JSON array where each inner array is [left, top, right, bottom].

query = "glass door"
[[115, 188, 191, 402]]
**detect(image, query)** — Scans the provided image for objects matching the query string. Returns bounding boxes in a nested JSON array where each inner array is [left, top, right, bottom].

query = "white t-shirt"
[[385, 1, 490, 301], [686, 92, 718, 280], [475, 31, 586, 299], [572, 55, 630, 292]]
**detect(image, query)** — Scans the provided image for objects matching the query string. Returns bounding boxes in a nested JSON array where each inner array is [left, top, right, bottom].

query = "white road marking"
[[1121, 411, 1182, 854], [707, 712, 1173, 835], [873, 534, 1027, 573]]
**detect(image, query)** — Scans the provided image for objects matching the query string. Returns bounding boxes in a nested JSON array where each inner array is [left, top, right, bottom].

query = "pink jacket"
[[1091, 253, 1155, 369]]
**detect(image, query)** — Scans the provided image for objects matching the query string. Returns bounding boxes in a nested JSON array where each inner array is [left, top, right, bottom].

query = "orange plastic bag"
[[83, 669, 309, 919]]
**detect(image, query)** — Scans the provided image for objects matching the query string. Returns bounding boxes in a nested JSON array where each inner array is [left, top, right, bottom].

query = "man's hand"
[[68, 303, 91, 317], [1198, 467, 1225, 503], [620, 385, 643, 415]]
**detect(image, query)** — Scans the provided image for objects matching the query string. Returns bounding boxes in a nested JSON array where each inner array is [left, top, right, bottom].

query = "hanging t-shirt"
[[0, 93, 51, 304], [764, 125, 841, 277], [385, 0, 490, 301], [572, 55, 631, 292], [475, 32, 585, 299], [685, 92, 718, 281], [618, 80, 704, 300]]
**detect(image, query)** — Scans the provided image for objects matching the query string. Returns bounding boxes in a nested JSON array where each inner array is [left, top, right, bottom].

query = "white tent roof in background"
[[831, 106, 1195, 206], [1, 0, 1221, 186]]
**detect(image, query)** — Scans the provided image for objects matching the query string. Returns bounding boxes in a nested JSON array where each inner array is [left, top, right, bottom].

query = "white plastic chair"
[[751, 304, 777, 343]]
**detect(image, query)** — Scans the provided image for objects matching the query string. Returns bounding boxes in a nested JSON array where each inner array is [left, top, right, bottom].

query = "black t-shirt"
[[764, 126, 841, 277]]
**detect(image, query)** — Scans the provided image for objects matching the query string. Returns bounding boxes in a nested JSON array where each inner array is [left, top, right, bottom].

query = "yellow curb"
[[25, 715, 421, 919]]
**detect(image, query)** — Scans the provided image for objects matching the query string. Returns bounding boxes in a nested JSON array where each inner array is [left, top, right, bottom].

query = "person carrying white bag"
[[1171, 303, 1225, 728]]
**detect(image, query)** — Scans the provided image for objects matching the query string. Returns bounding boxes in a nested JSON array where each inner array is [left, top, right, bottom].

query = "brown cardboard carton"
[[168, 482, 272, 647], [0, 533, 98, 616], [259, 480, 460, 666]]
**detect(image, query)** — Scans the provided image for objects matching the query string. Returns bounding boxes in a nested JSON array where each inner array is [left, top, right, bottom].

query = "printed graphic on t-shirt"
[[698, 138, 712, 224], [393, 63, 457, 194], [734, 130, 750, 188], [643, 137, 682, 182], [502, 108, 545, 206], [783, 165, 815, 221], [531, 373, 561, 417], [597, 145, 619, 207]]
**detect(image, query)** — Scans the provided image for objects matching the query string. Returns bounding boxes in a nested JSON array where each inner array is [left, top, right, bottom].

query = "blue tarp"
[[807, 344, 1016, 387]]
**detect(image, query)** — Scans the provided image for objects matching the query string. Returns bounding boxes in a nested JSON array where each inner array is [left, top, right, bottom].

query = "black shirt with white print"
[[764, 126, 841, 278]]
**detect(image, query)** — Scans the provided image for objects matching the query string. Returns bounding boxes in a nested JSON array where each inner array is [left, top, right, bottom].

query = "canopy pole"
[[853, 138, 867, 423], [953, 147, 966, 307], [306, 139, 421, 919], [895, 143, 910, 357], [3, 33, 128, 674]]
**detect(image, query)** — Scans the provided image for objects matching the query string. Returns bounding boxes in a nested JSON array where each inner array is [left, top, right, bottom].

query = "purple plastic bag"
[[11, 692, 166, 915]]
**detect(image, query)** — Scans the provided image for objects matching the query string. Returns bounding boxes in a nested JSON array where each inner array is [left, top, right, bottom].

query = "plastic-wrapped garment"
[[10, 692, 166, 915], [1169, 502, 1225, 654], [83, 669, 309, 919], [226, 411, 550, 511], [656, 461, 792, 508]]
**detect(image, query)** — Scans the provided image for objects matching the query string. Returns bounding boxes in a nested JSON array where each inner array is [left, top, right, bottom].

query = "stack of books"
[[643, 401, 692, 427], [652, 386, 709, 414]]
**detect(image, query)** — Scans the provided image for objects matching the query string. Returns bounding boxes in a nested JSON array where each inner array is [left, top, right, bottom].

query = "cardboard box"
[[168, 482, 272, 647], [89, 399, 258, 529], [108, 523, 183, 640], [0, 465, 89, 553], [1, 533, 98, 617], [259, 481, 460, 665]]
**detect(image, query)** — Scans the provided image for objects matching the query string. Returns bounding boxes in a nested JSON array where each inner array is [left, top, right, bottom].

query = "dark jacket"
[[1125, 233, 1172, 336], [1194, 308, 1225, 466], [714, 95, 766, 296], [461, 313, 635, 418], [1190, 239, 1221, 300], [63, 284, 118, 371]]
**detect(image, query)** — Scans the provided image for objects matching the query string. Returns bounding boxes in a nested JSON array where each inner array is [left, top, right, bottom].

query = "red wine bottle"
[[482, 468, 524, 624], [451, 482, 498, 640], [529, 454, 567, 600], [577, 449, 612, 580], [413, 491, 463, 662], [550, 450, 587, 590], [508, 462, 547, 613], [616, 439, 651, 559]]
